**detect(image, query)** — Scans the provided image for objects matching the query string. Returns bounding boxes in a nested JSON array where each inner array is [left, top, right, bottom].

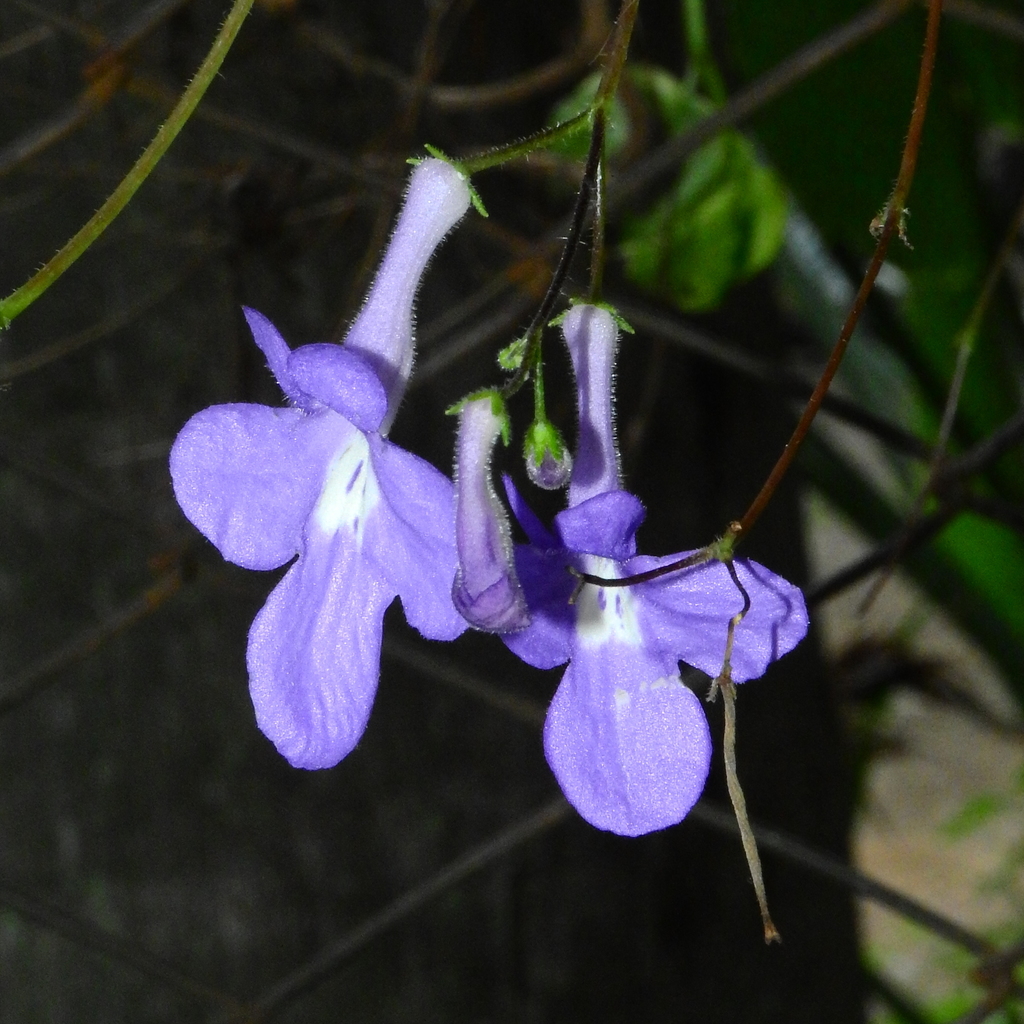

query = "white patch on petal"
[[575, 556, 642, 649], [613, 687, 631, 711], [313, 432, 380, 544]]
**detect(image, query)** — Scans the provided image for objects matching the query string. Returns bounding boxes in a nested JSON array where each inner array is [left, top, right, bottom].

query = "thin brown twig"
[[735, 0, 944, 538], [0, 876, 241, 1011], [942, 0, 1024, 43], [861, 180, 1024, 610], [609, 0, 915, 212], [228, 797, 571, 1023], [937, 406, 1024, 486], [302, 0, 609, 111], [0, 24, 53, 63], [410, 1, 914, 397], [0, 0, 194, 176], [0, 253, 210, 381], [125, 77, 378, 185], [394, 637, 991, 956], [0, 567, 182, 718]]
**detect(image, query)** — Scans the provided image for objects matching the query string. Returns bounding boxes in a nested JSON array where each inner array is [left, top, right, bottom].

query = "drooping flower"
[[501, 304, 808, 836], [451, 393, 531, 632], [170, 158, 471, 769]]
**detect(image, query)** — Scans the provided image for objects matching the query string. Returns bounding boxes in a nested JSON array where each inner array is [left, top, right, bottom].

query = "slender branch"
[[500, 113, 605, 399], [610, 0, 914, 212], [414, 2, 915, 394], [230, 797, 570, 1022], [709, 563, 779, 943], [0, 0, 255, 327], [805, 505, 958, 606], [686, 802, 992, 956], [735, 0, 944, 537], [0, 568, 181, 717], [937, 406, 1024, 486], [942, 0, 1024, 43], [401, 636, 993, 956], [0, 877, 240, 1011], [303, 0, 609, 111], [860, 180, 1024, 609], [0, 253, 211, 381]]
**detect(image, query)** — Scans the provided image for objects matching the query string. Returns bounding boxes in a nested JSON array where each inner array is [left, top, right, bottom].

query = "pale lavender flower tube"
[[500, 305, 808, 836], [452, 395, 531, 632], [563, 304, 620, 506], [170, 159, 471, 769]]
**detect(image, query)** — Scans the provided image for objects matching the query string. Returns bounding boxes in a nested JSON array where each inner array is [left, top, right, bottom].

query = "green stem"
[[459, 110, 592, 175], [596, 0, 639, 109], [0, 0, 255, 329], [532, 346, 547, 421], [682, 0, 727, 102]]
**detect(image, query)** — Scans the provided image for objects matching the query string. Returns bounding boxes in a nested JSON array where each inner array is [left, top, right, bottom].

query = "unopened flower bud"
[[452, 394, 531, 632], [524, 419, 572, 490]]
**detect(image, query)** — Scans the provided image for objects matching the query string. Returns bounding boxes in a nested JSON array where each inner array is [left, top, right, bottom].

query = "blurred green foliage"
[[643, 0, 1024, 700]]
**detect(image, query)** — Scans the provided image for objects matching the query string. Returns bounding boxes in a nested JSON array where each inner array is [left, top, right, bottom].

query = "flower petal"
[[242, 307, 304, 405], [369, 437, 467, 641], [544, 643, 712, 836], [631, 553, 809, 682], [554, 490, 644, 559], [247, 515, 394, 769], [502, 474, 558, 549], [500, 545, 575, 669], [170, 403, 345, 570], [286, 344, 387, 432]]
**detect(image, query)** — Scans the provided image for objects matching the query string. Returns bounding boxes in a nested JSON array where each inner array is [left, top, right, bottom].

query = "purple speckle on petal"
[[346, 461, 364, 493]]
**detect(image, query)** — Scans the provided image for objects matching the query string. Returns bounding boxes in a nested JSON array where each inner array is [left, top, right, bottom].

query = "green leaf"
[[497, 337, 527, 371], [620, 131, 788, 311]]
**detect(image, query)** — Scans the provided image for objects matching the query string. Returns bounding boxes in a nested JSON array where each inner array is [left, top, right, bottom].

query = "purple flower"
[[501, 304, 808, 836], [452, 393, 531, 632], [170, 158, 471, 769]]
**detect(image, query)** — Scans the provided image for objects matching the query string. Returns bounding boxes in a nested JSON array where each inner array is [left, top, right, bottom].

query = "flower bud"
[[524, 419, 572, 490], [452, 394, 531, 632]]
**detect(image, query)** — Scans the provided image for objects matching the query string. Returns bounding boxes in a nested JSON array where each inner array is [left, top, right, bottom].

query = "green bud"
[[523, 419, 572, 490]]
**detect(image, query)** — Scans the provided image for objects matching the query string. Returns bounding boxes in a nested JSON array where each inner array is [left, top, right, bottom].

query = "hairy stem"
[[0, 0, 255, 328]]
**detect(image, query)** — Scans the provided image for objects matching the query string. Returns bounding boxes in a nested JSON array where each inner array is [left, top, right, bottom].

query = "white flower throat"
[[575, 555, 642, 649], [313, 432, 380, 543]]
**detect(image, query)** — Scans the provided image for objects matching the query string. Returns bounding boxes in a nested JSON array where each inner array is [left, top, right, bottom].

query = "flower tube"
[[452, 394, 531, 632]]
